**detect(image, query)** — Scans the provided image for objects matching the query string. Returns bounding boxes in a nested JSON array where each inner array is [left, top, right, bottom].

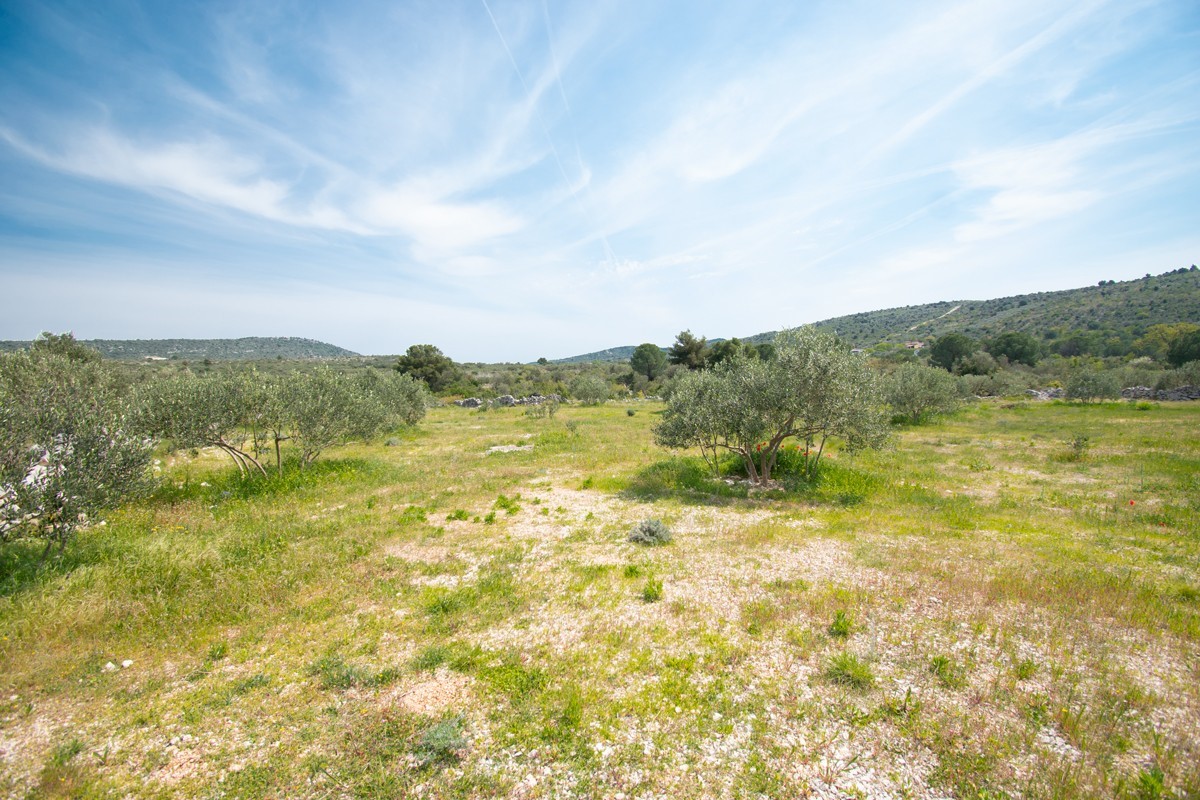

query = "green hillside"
[[0, 336, 358, 361], [768, 265, 1200, 351]]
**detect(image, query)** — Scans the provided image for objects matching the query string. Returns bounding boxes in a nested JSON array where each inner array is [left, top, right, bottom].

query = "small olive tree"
[[1, 350, 153, 557], [655, 327, 887, 484], [1065, 370, 1121, 402], [884, 363, 962, 424], [570, 375, 611, 405], [279, 367, 388, 467], [137, 371, 268, 476]]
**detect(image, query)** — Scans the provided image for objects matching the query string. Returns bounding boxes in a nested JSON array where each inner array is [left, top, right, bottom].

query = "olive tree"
[[651, 368, 729, 476], [137, 371, 268, 476], [570, 375, 611, 405], [884, 363, 962, 424], [655, 327, 887, 484], [279, 367, 388, 467], [1, 350, 153, 557]]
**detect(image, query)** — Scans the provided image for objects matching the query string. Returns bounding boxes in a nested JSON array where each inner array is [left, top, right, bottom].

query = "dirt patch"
[[390, 670, 473, 716]]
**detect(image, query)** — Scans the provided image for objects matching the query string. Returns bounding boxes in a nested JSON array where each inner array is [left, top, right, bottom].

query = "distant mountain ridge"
[[0, 336, 358, 361], [556, 266, 1200, 362]]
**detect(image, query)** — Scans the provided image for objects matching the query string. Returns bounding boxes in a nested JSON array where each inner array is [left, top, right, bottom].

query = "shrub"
[[654, 327, 888, 484], [828, 610, 852, 637], [1, 349, 154, 556], [641, 577, 663, 602], [414, 716, 467, 768], [884, 363, 961, 424], [826, 651, 874, 690], [570, 375, 611, 405], [628, 518, 672, 545], [1065, 370, 1120, 402]]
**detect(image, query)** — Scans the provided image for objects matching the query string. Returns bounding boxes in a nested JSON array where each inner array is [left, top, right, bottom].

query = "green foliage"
[[414, 717, 467, 768], [394, 344, 472, 394], [704, 337, 760, 368], [826, 651, 874, 690], [986, 331, 1041, 366], [930, 655, 966, 688], [493, 494, 521, 515], [137, 370, 268, 475], [1065, 370, 1121, 402], [954, 350, 999, 376], [569, 375, 610, 405], [628, 518, 672, 545], [30, 332, 101, 363], [929, 333, 977, 371], [0, 349, 154, 553], [884, 363, 962, 424], [279, 367, 391, 466], [307, 654, 400, 690], [828, 610, 852, 637], [1167, 329, 1200, 367], [667, 330, 710, 370], [629, 343, 668, 380], [641, 576, 664, 602], [655, 327, 888, 484]]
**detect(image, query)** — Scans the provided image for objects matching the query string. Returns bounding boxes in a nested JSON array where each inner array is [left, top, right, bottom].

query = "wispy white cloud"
[[1, 0, 1197, 358]]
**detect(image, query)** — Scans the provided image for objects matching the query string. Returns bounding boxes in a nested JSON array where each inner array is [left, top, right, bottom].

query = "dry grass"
[[1, 400, 1198, 798]]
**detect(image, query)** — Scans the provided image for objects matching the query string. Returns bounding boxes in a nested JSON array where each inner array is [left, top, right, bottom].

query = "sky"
[[1, 0, 1197, 362]]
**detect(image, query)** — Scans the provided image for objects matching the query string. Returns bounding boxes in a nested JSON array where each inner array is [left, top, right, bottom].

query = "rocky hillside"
[[0, 336, 358, 361]]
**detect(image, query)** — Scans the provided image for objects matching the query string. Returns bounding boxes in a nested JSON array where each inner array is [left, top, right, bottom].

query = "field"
[[1, 400, 1198, 799]]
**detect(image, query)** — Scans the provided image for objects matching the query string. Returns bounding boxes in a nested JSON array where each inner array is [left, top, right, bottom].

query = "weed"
[[628, 518, 672, 545], [828, 610, 852, 638], [399, 505, 427, 523], [446, 509, 470, 521], [642, 577, 664, 602], [826, 652, 873, 690], [49, 739, 85, 767], [623, 564, 642, 578], [1013, 659, 1038, 681], [1133, 764, 1165, 800], [493, 494, 521, 515], [483, 511, 496, 525], [414, 716, 467, 768], [930, 655, 966, 688], [307, 654, 399, 690]]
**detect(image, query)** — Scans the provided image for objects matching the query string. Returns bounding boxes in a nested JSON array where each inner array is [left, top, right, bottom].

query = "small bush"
[[493, 494, 521, 515], [826, 652, 873, 690], [929, 655, 966, 688], [414, 716, 467, 768], [446, 509, 470, 521], [1065, 370, 1120, 402], [1013, 659, 1038, 680], [628, 518, 672, 545], [641, 577, 663, 602], [626, 409, 636, 417], [828, 610, 852, 638]]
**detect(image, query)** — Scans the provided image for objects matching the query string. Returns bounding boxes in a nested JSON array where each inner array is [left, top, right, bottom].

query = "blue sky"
[[1, 0, 1197, 361]]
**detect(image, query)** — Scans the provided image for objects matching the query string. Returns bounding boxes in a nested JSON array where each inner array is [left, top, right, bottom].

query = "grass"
[[1, 399, 1199, 797]]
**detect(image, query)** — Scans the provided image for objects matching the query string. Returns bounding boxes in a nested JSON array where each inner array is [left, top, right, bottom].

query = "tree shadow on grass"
[[621, 454, 883, 509], [150, 456, 382, 505], [620, 457, 751, 506]]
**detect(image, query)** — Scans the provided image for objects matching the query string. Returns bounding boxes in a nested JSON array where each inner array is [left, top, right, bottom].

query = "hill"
[[557, 266, 1199, 362], [0, 336, 358, 361], [549, 345, 640, 364], [758, 265, 1200, 351]]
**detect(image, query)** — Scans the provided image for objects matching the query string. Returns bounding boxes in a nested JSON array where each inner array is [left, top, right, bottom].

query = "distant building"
[[903, 341, 924, 349]]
